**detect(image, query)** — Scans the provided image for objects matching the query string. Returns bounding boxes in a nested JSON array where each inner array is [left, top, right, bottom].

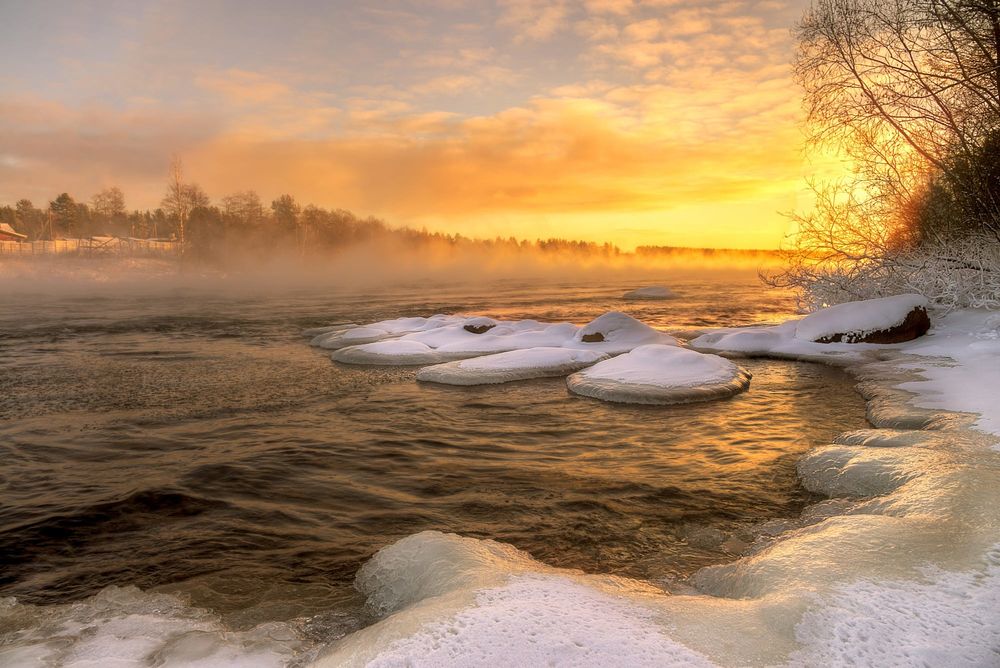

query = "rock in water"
[[816, 307, 931, 344], [580, 332, 605, 343], [794, 294, 931, 345]]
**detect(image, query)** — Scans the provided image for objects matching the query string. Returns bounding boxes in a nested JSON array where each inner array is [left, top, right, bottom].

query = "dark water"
[[0, 276, 867, 636]]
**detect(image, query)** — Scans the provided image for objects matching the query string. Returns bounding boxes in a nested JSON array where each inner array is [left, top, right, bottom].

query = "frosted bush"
[[781, 235, 1000, 312]]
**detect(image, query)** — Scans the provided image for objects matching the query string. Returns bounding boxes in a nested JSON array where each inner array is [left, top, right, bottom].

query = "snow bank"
[[794, 294, 928, 342], [318, 308, 1000, 667], [567, 345, 750, 405], [623, 286, 676, 300], [0, 586, 300, 667], [416, 348, 608, 386]]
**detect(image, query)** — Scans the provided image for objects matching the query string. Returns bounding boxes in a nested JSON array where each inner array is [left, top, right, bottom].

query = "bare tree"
[[796, 0, 1000, 238], [770, 0, 1000, 307], [91, 187, 126, 220], [160, 156, 208, 243]]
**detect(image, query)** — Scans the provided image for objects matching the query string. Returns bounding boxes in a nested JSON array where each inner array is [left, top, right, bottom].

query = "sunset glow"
[[0, 0, 837, 249]]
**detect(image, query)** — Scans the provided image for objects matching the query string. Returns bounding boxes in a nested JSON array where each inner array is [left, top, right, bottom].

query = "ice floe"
[[417, 348, 608, 386], [310, 315, 464, 350], [323, 311, 677, 366], [567, 344, 751, 405], [622, 285, 676, 300]]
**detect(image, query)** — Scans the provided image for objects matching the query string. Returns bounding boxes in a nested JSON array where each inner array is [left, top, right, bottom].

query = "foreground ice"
[[0, 586, 299, 667], [416, 348, 608, 386], [622, 285, 676, 300], [566, 345, 751, 405], [326, 311, 677, 366]]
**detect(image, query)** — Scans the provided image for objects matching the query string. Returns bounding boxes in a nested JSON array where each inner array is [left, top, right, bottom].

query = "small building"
[[0, 223, 27, 242]]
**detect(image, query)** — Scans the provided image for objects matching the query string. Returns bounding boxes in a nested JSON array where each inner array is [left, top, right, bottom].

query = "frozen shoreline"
[[2, 308, 997, 666], [316, 308, 1000, 667]]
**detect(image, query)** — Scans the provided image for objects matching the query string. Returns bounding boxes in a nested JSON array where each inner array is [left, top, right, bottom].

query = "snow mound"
[[417, 348, 608, 386], [795, 294, 929, 342], [797, 445, 935, 498], [310, 315, 463, 350], [568, 312, 678, 354], [566, 344, 751, 405], [324, 312, 676, 366], [623, 286, 676, 300], [317, 531, 713, 668]]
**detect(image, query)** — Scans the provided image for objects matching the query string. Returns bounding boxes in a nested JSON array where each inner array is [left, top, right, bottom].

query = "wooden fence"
[[0, 238, 182, 258]]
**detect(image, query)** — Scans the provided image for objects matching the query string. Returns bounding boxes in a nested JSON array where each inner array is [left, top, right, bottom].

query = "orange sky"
[[0, 0, 841, 249]]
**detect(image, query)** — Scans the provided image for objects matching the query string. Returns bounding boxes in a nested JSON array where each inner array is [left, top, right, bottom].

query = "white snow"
[[417, 348, 608, 386], [566, 344, 751, 405], [321, 312, 677, 366], [794, 293, 928, 342], [567, 311, 678, 354], [310, 315, 464, 350], [623, 286, 676, 300], [315, 531, 714, 668]]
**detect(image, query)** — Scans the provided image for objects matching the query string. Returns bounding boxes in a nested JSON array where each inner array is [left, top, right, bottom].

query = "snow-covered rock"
[[796, 294, 930, 344], [566, 344, 751, 405], [416, 348, 608, 386], [567, 312, 678, 354], [623, 286, 676, 300]]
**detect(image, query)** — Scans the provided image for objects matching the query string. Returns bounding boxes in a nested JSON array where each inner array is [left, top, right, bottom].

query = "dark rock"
[[581, 332, 605, 343], [816, 306, 930, 344], [463, 323, 495, 334]]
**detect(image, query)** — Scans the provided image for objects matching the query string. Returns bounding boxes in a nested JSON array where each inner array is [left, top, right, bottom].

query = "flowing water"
[[0, 274, 869, 652]]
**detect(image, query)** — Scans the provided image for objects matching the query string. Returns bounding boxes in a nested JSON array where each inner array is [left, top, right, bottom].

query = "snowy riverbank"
[[315, 307, 1000, 666]]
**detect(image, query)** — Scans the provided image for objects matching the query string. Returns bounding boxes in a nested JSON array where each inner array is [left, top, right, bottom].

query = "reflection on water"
[[0, 276, 867, 637]]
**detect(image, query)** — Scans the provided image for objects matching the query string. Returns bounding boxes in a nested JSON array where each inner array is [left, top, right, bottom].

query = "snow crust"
[[567, 344, 750, 405], [622, 286, 676, 300], [794, 293, 928, 342], [416, 348, 608, 385]]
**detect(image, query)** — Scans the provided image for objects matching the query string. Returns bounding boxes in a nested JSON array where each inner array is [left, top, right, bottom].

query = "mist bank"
[[0, 238, 785, 296]]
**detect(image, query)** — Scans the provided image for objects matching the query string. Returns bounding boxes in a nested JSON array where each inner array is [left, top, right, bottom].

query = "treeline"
[[0, 185, 629, 261]]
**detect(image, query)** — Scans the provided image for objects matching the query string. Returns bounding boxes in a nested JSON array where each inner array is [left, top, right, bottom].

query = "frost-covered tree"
[[770, 0, 1000, 308]]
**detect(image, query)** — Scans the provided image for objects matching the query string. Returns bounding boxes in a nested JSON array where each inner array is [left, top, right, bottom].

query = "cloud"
[[497, 0, 569, 42]]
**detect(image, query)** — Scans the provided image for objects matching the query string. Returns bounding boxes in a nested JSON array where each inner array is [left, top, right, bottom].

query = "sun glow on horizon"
[[0, 0, 846, 250]]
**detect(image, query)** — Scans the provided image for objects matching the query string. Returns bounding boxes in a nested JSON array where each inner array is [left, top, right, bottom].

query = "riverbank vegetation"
[[769, 0, 1000, 310]]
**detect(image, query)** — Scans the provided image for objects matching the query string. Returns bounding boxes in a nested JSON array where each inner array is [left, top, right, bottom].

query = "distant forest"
[[0, 162, 778, 263]]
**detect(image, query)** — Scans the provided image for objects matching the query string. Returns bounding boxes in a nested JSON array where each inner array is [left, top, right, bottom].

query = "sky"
[[0, 0, 835, 249]]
